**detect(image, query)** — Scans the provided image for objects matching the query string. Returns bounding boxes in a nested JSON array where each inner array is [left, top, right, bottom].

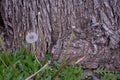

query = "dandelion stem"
[[32, 43, 41, 65]]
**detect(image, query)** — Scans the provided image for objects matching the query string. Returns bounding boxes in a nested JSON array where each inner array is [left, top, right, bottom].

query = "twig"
[[75, 56, 88, 64], [25, 63, 48, 80]]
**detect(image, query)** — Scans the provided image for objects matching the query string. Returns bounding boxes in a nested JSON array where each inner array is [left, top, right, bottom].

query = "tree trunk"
[[0, 0, 120, 69]]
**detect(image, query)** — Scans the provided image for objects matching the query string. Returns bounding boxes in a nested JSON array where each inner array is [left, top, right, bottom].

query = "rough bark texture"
[[0, 0, 120, 69]]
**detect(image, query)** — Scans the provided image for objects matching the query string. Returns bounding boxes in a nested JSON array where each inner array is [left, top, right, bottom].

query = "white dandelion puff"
[[26, 32, 38, 43], [71, 26, 76, 29], [38, 12, 41, 15]]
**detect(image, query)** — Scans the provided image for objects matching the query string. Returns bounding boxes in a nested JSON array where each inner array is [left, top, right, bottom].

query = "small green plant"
[[94, 67, 120, 80], [61, 66, 83, 80], [93, 67, 109, 74]]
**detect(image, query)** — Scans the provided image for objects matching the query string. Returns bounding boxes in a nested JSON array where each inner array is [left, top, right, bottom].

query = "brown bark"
[[0, 0, 120, 69]]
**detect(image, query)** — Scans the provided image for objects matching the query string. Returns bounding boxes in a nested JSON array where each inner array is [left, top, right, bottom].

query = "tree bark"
[[0, 0, 120, 69]]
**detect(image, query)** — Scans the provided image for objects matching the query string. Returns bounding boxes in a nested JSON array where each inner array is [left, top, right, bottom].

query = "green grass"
[[0, 46, 82, 80], [0, 46, 120, 80]]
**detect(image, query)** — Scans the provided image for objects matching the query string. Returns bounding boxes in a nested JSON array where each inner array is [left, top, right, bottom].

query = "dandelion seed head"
[[26, 32, 38, 43], [38, 12, 41, 15], [72, 26, 76, 29]]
